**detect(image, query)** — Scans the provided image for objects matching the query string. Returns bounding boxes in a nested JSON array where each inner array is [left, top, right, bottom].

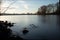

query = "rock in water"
[[22, 28, 29, 35]]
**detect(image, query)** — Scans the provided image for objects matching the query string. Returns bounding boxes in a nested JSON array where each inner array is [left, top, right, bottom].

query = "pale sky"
[[1, 0, 59, 14]]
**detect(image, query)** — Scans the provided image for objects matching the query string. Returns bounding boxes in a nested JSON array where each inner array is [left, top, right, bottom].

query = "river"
[[0, 15, 60, 40]]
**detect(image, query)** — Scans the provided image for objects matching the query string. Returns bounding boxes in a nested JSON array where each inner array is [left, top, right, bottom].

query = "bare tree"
[[37, 2, 59, 14], [37, 5, 47, 15], [40, 5, 47, 14], [47, 4, 53, 13], [37, 8, 41, 14], [3, 0, 17, 13], [55, 2, 60, 13]]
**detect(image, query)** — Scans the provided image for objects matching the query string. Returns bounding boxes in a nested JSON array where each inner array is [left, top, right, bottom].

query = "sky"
[[1, 0, 59, 14]]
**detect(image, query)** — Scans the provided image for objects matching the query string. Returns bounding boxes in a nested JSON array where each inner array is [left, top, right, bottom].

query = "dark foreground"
[[0, 21, 23, 40]]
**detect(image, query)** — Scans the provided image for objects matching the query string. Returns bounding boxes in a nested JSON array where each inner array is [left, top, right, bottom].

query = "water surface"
[[0, 15, 60, 40]]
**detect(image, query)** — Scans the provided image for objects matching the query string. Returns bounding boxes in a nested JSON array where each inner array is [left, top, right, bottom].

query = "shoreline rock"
[[0, 21, 23, 40]]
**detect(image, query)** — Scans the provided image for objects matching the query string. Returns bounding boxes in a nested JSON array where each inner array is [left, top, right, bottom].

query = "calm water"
[[0, 15, 60, 40]]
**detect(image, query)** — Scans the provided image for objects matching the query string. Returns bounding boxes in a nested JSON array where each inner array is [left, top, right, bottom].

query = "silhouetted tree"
[[47, 4, 53, 13], [47, 4, 56, 13], [3, 1, 16, 13], [55, 2, 60, 14], [37, 11, 41, 15], [37, 5, 47, 15], [40, 5, 47, 14], [37, 2, 59, 15]]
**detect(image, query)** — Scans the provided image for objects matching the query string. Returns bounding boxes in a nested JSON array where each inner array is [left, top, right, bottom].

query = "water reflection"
[[57, 15, 60, 26], [0, 15, 60, 40], [41, 15, 46, 23]]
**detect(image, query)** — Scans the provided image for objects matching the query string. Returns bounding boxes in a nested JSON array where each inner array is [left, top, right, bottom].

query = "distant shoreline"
[[0, 13, 60, 15], [0, 14, 60, 16]]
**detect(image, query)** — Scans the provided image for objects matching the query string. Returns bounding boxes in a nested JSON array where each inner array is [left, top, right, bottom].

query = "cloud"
[[5, 0, 29, 9], [20, 0, 25, 3], [24, 4, 28, 9], [1, 0, 29, 13], [19, 0, 29, 9]]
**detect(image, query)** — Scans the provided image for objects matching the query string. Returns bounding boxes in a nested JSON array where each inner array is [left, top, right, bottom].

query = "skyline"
[[1, 0, 59, 14]]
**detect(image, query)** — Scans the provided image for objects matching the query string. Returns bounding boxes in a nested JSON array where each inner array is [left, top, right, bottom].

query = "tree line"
[[37, 2, 60, 15]]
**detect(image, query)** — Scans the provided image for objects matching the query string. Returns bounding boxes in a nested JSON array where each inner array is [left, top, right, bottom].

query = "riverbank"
[[0, 13, 60, 16], [0, 21, 23, 40]]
